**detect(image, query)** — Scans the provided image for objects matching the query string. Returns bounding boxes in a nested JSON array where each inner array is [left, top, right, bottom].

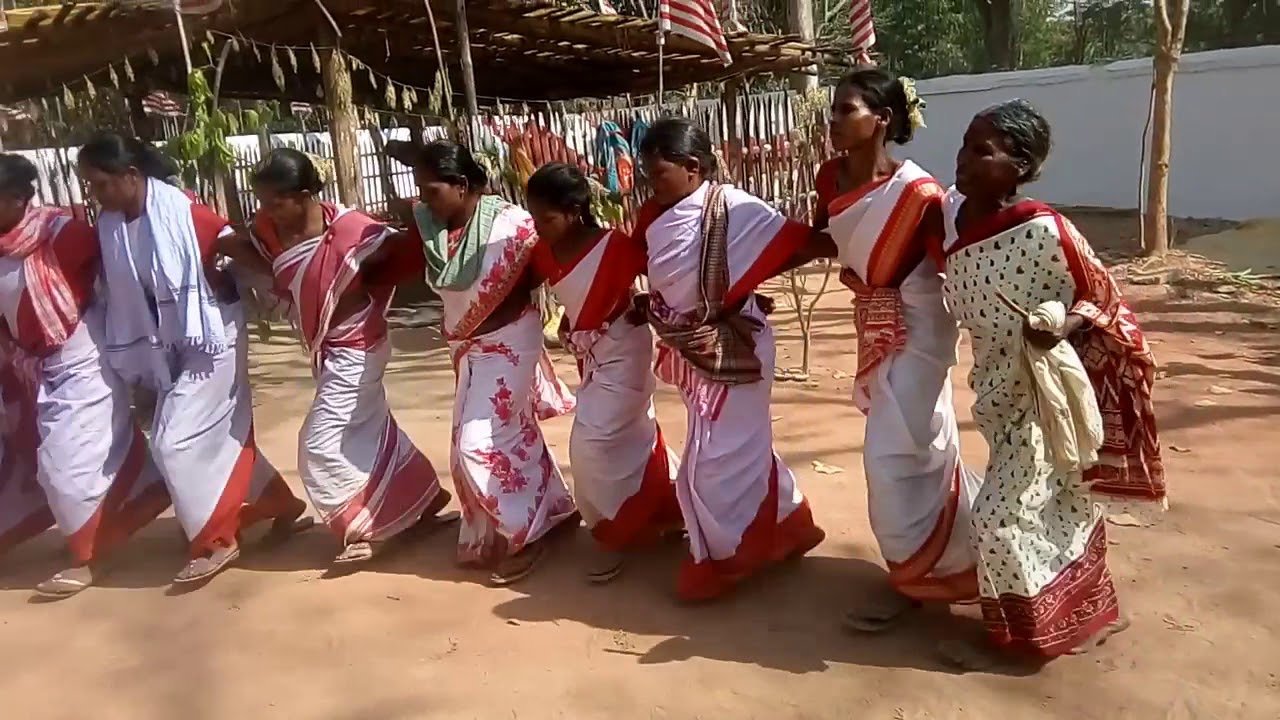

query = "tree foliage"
[[730, 0, 1270, 79]]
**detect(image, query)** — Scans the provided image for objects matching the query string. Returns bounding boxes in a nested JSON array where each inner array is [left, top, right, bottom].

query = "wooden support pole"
[[455, 0, 479, 116], [722, 78, 743, 184], [322, 48, 364, 209], [787, 0, 817, 91]]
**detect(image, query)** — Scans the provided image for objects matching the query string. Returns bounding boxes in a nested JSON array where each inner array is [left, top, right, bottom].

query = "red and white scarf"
[[0, 206, 79, 348]]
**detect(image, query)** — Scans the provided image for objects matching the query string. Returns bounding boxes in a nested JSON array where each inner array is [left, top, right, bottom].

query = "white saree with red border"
[[635, 182, 825, 601], [0, 208, 169, 563], [250, 204, 444, 545], [824, 160, 981, 603], [540, 230, 682, 551]]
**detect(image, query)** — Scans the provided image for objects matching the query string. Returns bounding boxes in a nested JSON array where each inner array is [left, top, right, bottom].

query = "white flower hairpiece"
[[900, 77, 927, 130]]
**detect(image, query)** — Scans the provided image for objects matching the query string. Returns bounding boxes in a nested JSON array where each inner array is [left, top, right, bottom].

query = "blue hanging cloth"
[[594, 120, 633, 195], [629, 117, 650, 179]]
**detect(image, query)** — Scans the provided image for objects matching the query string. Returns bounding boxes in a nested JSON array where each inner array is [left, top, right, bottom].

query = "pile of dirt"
[[1111, 220, 1280, 307]]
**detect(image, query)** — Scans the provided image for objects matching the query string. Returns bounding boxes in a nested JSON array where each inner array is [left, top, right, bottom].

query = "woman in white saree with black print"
[[935, 100, 1161, 669]]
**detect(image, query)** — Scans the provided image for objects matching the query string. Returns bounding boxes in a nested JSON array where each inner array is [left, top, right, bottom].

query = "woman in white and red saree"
[[0, 153, 170, 598], [246, 149, 455, 567], [935, 101, 1163, 669], [400, 140, 577, 585], [631, 118, 825, 603], [0, 327, 51, 558], [811, 69, 982, 631], [79, 132, 311, 587], [526, 163, 682, 584]]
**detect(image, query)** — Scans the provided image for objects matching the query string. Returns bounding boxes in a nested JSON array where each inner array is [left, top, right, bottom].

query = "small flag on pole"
[[658, 0, 732, 65], [142, 91, 184, 117], [849, 0, 877, 65]]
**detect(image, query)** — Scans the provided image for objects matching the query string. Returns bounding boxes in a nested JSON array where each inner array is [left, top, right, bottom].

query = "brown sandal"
[[490, 542, 547, 586], [173, 545, 241, 584], [34, 565, 96, 599]]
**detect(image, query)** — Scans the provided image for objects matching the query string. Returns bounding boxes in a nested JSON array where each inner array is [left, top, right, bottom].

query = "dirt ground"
[[2, 211, 1279, 720]]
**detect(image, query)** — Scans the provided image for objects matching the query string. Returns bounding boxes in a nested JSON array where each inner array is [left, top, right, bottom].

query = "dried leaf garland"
[[249, 37, 263, 63], [311, 43, 322, 73], [62, 85, 75, 109], [147, 47, 159, 66], [123, 57, 135, 82], [270, 47, 285, 92], [286, 47, 298, 74], [401, 86, 413, 111], [108, 65, 120, 89], [84, 76, 96, 101], [384, 77, 397, 110]]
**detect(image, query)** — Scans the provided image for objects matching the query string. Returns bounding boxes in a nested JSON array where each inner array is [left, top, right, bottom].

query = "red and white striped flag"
[[850, 0, 877, 64], [142, 91, 184, 117], [658, 0, 732, 65]]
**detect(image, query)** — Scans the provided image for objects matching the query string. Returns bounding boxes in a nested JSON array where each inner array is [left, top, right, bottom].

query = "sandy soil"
[[2, 212, 1279, 720]]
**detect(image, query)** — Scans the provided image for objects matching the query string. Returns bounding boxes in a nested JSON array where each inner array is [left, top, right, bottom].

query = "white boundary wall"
[[906, 45, 1280, 220]]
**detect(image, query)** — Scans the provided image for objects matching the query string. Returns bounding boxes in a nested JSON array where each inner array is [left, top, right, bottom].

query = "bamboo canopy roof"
[[0, 1, 833, 106]]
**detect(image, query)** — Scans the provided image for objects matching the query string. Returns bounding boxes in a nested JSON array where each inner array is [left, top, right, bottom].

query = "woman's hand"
[[1024, 312, 1088, 350]]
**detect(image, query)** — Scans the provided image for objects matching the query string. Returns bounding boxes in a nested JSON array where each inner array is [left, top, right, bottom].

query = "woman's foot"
[[403, 490, 460, 540], [334, 540, 385, 565], [34, 564, 98, 599], [585, 545, 625, 585], [1067, 617, 1131, 655], [262, 501, 317, 546], [937, 634, 1004, 672], [842, 587, 920, 633], [173, 544, 241, 584], [490, 541, 547, 587]]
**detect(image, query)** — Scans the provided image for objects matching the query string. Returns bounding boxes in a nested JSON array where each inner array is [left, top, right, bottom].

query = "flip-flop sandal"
[[586, 552, 625, 585], [1068, 617, 1132, 655], [34, 569, 94, 599], [173, 546, 241, 585], [490, 543, 546, 587], [333, 541, 379, 565]]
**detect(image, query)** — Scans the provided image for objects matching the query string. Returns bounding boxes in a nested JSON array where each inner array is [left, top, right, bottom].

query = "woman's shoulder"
[[897, 160, 944, 198]]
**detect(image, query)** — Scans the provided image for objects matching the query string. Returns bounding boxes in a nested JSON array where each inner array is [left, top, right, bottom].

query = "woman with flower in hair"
[[806, 67, 983, 632]]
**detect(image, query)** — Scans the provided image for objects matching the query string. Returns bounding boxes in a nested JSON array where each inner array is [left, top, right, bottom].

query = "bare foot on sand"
[[842, 586, 920, 633]]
